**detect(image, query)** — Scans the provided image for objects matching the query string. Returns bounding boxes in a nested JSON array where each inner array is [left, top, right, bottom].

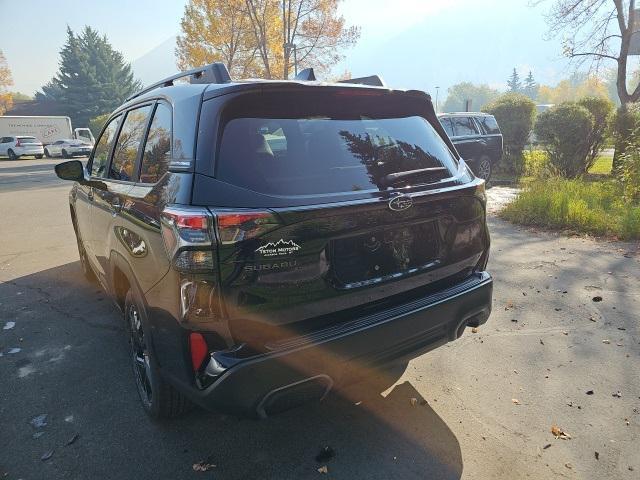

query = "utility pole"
[[435, 86, 440, 113]]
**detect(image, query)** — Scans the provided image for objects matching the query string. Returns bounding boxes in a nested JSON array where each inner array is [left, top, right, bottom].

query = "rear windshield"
[[477, 115, 501, 135], [216, 91, 458, 195], [19, 137, 39, 143]]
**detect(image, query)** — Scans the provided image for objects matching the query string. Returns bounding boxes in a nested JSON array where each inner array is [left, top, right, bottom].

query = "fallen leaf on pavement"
[[562, 331, 568, 335], [41, 450, 54, 461], [592, 296, 603, 302], [539, 339, 545, 345], [65, 433, 79, 446], [512, 399, 520, 405], [586, 390, 594, 395], [193, 461, 216, 472], [595, 451, 600, 460], [612, 391, 622, 398], [602, 339, 611, 344], [317, 465, 328, 474], [471, 327, 478, 333], [543, 444, 551, 449], [551, 425, 571, 439], [565, 463, 573, 469]]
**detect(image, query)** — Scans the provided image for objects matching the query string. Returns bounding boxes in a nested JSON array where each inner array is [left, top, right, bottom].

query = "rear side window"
[[139, 103, 171, 183], [477, 115, 501, 134], [91, 115, 121, 178], [439, 117, 454, 137], [109, 105, 153, 181], [216, 91, 459, 196], [451, 117, 478, 137]]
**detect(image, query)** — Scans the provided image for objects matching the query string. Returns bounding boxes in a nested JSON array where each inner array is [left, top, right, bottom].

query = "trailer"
[[0, 116, 94, 146]]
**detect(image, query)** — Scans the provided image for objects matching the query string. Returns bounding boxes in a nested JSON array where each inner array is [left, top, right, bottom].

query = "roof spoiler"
[[126, 62, 232, 102], [338, 75, 386, 87]]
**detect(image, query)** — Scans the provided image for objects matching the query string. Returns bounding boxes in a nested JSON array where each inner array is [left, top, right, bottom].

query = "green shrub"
[[534, 103, 593, 178], [501, 177, 640, 239], [612, 103, 640, 174], [577, 96, 613, 171], [620, 126, 640, 201], [483, 93, 536, 175]]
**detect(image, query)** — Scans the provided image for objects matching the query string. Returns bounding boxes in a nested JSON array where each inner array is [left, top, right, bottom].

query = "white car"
[[0, 136, 45, 160], [44, 139, 93, 158]]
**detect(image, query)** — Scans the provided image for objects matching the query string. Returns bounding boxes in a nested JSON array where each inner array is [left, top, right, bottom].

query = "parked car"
[[45, 139, 93, 158], [55, 63, 493, 419], [0, 136, 44, 159], [438, 113, 503, 181]]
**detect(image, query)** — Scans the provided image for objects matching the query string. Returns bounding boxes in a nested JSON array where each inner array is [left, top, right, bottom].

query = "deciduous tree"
[[0, 49, 13, 115], [176, 0, 262, 77], [442, 82, 501, 113], [280, 0, 360, 79], [536, 0, 640, 170]]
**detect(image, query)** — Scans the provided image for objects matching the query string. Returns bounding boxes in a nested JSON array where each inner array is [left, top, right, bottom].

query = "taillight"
[[15, 139, 21, 147], [161, 207, 213, 272], [215, 210, 279, 244]]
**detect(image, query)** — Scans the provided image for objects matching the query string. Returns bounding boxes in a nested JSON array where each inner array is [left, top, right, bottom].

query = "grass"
[[588, 155, 613, 175], [501, 177, 640, 240]]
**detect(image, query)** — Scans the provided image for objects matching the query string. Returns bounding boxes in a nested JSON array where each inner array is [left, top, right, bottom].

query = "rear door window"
[[216, 91, 459, 196], [477, 115, 501, 134], [109, 105, 153, 181], [139, 103, 171, 183], [90, 115, 121, 178], [451, 117, 479, 137]]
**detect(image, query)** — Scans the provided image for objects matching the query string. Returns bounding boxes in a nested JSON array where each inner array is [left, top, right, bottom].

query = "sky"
[[0, 0, 574, 98]]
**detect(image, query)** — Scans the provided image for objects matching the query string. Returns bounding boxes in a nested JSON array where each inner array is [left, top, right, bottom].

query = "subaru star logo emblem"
[[388, 195, 413, 212]]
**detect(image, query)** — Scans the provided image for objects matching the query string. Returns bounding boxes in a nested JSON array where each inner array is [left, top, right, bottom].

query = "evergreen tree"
[[38, 27, 141, 126], [507, 68, 522, 93], [523, 71, 538, 100]]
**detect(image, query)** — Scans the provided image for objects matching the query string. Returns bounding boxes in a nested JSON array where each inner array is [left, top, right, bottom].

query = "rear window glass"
[[19, 137, 38, 143], [216, 92, 458, 195], [477, 115, 501, 134]]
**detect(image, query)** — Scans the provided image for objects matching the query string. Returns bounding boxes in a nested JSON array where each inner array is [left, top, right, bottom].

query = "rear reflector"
[[189, 332, 208, 371]]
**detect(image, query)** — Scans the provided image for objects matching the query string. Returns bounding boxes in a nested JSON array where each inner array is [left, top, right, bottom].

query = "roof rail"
[[338, 75, 386, 87], [126, 62, 232, 102]]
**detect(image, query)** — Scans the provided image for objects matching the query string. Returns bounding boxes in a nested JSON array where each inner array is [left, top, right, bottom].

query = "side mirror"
[[55, 160, 85, 182]]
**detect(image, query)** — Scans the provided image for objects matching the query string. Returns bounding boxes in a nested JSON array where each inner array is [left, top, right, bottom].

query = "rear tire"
[[475, 155, 492, 181], [62, 149, 69, 159], [124, 289, 192, 419], [8, 149, 17, 160], [44, 149, 51, 158], [35, 154, 43, 159]]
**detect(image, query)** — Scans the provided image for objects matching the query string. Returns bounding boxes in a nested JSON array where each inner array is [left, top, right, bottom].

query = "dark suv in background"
[[438, 113, 503, 181], [55, 63, 493, 419]]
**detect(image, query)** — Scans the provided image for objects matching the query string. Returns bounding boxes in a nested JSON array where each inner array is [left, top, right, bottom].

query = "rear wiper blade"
[[381, 167, 449, 187]]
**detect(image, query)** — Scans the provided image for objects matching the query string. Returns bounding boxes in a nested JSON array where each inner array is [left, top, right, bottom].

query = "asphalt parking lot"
[[1, 157, 639, 479]]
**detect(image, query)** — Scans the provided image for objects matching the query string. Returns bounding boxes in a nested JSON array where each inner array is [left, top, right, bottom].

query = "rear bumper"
[[177, 271, 492, 417]]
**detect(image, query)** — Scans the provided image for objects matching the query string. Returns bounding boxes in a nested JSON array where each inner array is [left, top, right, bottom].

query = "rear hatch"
[[194, 88, 489, 348]]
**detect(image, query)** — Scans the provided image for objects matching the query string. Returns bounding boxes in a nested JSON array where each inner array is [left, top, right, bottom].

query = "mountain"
[[131, 35, 178, 87]]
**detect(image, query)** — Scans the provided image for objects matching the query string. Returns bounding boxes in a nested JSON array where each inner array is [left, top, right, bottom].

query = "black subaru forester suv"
[[55, 63, 492, 419]]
